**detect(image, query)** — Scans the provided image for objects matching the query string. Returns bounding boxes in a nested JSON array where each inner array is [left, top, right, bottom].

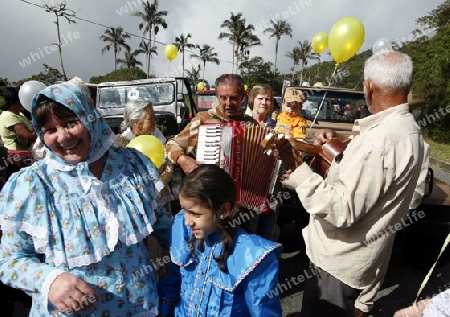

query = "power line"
[[18, 0, 235, 66]]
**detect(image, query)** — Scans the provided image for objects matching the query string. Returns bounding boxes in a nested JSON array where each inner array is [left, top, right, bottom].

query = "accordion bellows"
[[196, 122, 279, 212]]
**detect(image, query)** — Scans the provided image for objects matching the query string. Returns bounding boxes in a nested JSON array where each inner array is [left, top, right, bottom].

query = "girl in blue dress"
[[0, 81, 177, 316], [171, 164, 283, 316]]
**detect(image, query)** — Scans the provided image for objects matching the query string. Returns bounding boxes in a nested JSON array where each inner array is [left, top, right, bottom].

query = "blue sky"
[[1, 0, 444, 84]]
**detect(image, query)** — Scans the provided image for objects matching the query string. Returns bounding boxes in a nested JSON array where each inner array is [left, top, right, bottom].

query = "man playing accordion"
[[166, 74, 258, 174]]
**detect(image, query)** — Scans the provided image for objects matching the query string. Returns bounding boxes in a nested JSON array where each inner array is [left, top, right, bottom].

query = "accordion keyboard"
[[196, 124, 221, 164], [196, 122, 280, 213]]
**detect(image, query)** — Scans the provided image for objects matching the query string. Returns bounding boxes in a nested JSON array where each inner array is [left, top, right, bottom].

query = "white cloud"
[[1, 0, 444, 84]]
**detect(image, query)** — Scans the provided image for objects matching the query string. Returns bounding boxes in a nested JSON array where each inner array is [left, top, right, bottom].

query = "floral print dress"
[[0, 82, 173, 316]]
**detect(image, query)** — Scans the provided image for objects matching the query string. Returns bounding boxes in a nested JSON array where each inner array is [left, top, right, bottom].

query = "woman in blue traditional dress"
[[0, 81, 177, 316]]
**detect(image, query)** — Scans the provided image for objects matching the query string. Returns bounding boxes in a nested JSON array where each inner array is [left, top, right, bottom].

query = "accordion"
[[196, 121, 280, 212]]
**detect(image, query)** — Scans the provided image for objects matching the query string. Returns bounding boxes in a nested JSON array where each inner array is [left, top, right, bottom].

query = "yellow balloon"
[[328, 17, 365, 64], [164, 44, 179, 61], [197, 82, 205, 90], [311, 32, 328, 54], [127, 135, 165, 168]]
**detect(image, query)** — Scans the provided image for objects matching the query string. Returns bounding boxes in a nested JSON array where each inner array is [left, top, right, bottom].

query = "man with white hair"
[[281, 51, 429, 316]]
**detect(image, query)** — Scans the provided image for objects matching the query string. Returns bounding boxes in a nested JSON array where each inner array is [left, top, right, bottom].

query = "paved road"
[[278, 224, 450, 316]]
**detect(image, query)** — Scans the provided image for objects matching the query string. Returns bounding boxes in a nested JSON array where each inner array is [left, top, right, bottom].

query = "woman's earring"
[[219, 214, 225, 220]]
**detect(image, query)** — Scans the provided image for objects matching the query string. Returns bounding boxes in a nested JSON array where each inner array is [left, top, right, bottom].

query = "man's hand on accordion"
[[176, 154, 200, 174]]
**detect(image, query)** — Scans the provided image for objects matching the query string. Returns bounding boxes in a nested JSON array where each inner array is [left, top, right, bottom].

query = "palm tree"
[[218, 12, 261, 73], [43, 3, 77, 80], [131, 0, 168, 78], [139, 40, 158, 64], [100, 27, 131, 70], [117, 48, 144, 68], [235, 30, 261, 71], [218, 12, 242, 73], [191, 44, 220, 82], [175, 33, 197, 78], [185, 64, 202, 90], [285, 47, 301, 78], [263, 19, 293, 75], [297, 40, 320, 84]]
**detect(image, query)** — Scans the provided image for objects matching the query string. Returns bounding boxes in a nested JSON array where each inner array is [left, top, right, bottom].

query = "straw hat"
[[283, 87, 306, 104]]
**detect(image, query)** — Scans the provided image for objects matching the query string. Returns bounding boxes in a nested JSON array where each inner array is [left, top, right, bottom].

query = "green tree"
[[296, 40, 320, 84], [43, 2, 77, 80], [174, 33, 196, 77], [402, 0, 450, 143], [237, 31, 262, 67], [218, 12, 261, 73], [100, 27, 131, 71], [285, 47, 301, 80], [185, 64, 202, 91], [264, 19, 293, 74], [117, 48, 144, 69], [240, 56, 281, 92], [0, 78, 10, 110], [304, 49, 371, 89], [19, 64, 66, 86], [131, 0, 168, 77], [138, 40, 158, 68], [89, 67, 147, 84], [0, 78, 9, 93], [191, 44, 220, 81], [416, 0, 450, 30]]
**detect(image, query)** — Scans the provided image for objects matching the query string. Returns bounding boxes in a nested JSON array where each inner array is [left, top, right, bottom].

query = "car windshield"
[[299, 89, 368, 123], [197, 94, 216, 110], [98, 83, 174, 108]]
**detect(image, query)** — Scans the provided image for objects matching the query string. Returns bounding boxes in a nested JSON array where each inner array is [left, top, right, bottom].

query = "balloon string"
[[167, 61, 175, 76], [413, 231, 450, 305], [307, 64, 339, 136]]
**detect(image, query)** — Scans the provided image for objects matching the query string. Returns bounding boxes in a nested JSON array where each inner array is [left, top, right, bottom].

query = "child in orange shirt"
[[274, 88, 307, 140]]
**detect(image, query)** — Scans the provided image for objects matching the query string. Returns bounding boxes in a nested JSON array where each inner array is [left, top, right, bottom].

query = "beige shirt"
[[410, 141, 430, 210], [283, 103, 427, 301]]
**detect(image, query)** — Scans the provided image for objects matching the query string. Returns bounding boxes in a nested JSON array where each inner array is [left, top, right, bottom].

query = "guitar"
[[261, 132, 349, 177]]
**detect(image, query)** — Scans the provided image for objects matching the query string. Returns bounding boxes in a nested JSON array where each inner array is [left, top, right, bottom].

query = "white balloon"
[[19, 81, 46, 112], [372, 37, 393, 55]]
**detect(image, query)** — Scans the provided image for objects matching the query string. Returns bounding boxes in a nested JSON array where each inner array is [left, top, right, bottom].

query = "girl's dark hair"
[[180, 164, 249, 272], [3, 86, 20, 110], [33, 96, 77, 127]]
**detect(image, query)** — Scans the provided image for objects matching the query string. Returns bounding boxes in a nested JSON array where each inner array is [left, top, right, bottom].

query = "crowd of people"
[[0, 50, 447, 316]]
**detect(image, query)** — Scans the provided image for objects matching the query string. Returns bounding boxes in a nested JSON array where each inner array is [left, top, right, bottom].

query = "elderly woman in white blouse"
[[118, 99, 174, 216], [120, 99, 167, 145]]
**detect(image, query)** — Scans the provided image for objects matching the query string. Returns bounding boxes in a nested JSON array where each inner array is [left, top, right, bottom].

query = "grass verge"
[[426, 139, 450, 163]]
